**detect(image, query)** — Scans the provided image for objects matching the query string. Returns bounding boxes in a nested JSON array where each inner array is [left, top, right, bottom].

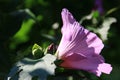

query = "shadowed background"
[[0, 0, 120, 80]]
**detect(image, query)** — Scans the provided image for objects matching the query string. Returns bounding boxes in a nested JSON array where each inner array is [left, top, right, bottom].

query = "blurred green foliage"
[[0, 0, 120, 80]]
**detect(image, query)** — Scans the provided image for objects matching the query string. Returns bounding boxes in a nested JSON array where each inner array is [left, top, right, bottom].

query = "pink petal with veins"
[[57, 8, 112, 76]]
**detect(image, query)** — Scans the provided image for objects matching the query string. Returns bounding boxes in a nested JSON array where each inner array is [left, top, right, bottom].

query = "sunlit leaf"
[[7, 54, 56, 80], [96, 17, 117, 41]]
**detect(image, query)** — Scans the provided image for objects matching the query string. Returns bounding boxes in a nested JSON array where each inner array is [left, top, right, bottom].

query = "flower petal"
[[61, 8, 76, 26], [98, 63, 112, 74], [57, 8, 112, 76], [60, 54, 112, 76], [89, 63, 112, 76], [57, 20, 104, 58], [61, 54, 104, 69]]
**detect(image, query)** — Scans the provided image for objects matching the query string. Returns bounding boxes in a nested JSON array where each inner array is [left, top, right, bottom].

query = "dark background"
[[0, 0, 120, 80]]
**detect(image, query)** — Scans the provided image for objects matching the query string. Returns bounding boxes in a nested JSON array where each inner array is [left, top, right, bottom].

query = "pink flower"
[[57, 8, 112, 76]]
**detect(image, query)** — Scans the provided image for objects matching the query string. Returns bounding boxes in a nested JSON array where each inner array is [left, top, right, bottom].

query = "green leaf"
[[92, 11, 100, 18], [41, 34, 56, 41], [9, 19, 35, 50], [96, 17, 117, 41], [32, 44, 44, 58], [105, 7, 119, 16], [79, 12, 93, 24], [7, 54, 57, 80], [11, 9, 37, 21], [24, 9, 36, 21]]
